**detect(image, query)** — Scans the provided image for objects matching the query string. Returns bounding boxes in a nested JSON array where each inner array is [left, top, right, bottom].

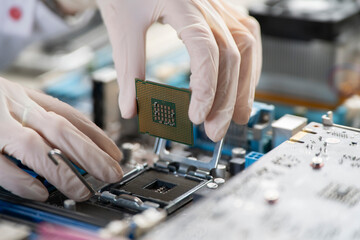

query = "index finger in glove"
[[22, 107, 124, 183], [25, 88, 122, 163], [210, 0, 260, 124], [97, 0, 149, 119], [191, 0, 241, 142], [162, 0, 220, 125]]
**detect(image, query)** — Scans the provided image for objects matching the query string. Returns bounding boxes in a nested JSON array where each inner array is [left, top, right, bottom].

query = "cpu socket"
[[100, 138, 223, 213]]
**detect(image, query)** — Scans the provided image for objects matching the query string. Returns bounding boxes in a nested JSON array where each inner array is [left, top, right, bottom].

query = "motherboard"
[[144, 122, 360, 240]]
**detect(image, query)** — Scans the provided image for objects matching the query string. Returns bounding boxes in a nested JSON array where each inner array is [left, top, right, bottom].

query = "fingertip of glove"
[[189, 106, 206, 125], [204, 111, 233, 142], [71, 189, 92, 202], [209, 134, 223, 143], [32, 193, 49, 202], [233, 110, 251, 125], [120, 111, 137, 119], [119, 98, 137, 119], [21, 184, 49, 202], [204, 122, 228, 143], [100, 164, 124, 183], [206, 128, 226, 143], [62, 179, 93, 202], [112, 148, 123, 163], [189, 114, 203, 125], [109, 165, 124, 183]]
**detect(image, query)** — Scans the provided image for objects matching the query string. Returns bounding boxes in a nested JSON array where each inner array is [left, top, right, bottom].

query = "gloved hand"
[[0, 77, 123, 202], [97, 0, 262, 142]]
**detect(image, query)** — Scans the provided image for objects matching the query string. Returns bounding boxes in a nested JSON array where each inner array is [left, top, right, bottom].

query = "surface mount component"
[[135, 79, 193, 145]]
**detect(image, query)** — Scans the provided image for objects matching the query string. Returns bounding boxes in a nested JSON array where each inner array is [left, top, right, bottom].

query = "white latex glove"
[[97, 0, 262, 142], [0, 77, 123, 202]]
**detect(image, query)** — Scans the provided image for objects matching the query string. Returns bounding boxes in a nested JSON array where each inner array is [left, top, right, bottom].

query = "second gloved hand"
[[97, 0, 262, 142], [0, 77, 123, 202]]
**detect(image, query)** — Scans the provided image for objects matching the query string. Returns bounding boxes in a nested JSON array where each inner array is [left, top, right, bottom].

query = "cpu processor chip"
[[135, 79, 193, 145]]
